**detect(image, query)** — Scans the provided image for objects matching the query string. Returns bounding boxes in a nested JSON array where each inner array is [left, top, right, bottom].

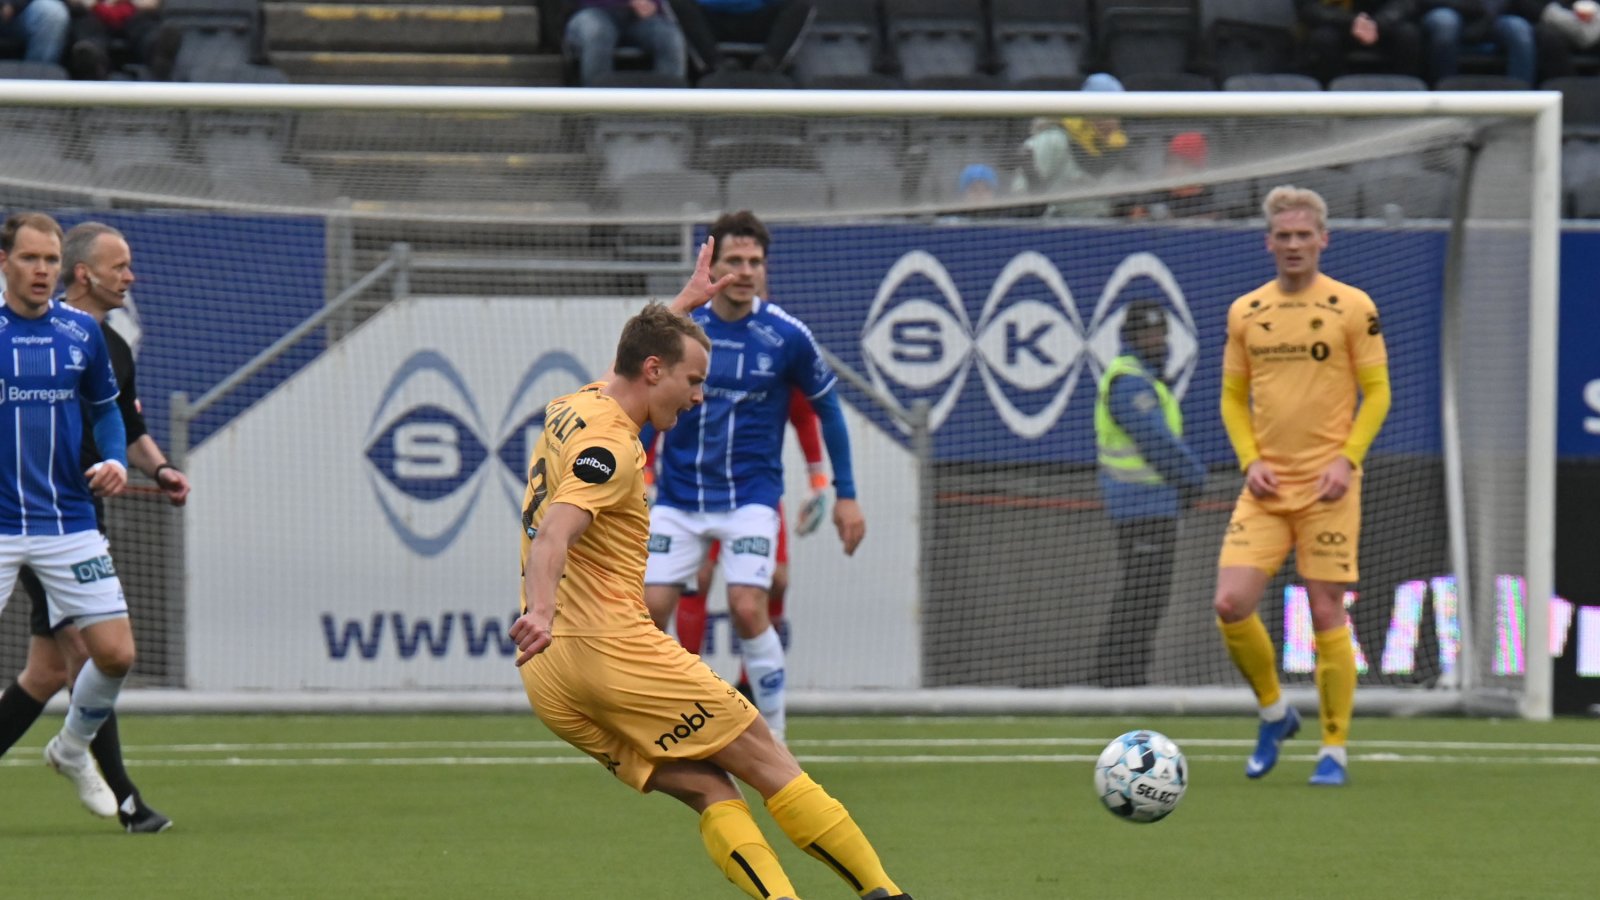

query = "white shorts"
[[0, 531, 126, 629], [646, 504, 780, 590]]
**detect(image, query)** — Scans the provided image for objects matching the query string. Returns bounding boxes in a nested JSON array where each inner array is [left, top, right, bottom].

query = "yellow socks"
[[1218, 614, 1282, 708], [1314, 625, 1356, 747], [700, 799, 797, 900], [766, 774, 901, 898]]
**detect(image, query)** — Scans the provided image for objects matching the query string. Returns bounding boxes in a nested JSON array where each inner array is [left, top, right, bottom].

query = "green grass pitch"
[[2, 714, 1597, 898]]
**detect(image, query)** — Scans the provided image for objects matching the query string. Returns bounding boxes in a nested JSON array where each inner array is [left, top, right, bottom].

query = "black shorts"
[[21, 565, 61, 637]]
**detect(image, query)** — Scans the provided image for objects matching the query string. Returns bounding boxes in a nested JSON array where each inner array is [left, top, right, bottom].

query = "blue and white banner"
[[766, 223, 1447, 465]]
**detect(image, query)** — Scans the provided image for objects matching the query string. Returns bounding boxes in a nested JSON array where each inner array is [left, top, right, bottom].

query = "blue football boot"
[[1308, 754, 1348, 786], [1245, 706, 1301, 779]]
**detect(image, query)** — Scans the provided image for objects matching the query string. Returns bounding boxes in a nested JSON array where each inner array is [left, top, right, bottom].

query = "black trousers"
[[1094, 517, 1179, 687], [667, 0, 814, 70]]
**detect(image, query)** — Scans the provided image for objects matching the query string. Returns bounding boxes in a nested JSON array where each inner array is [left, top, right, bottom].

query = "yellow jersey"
[[1223, 273, 1388, 482], [520, 382, 654, 636]]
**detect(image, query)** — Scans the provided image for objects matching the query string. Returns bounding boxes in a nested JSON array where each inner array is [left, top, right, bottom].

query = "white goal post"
[[0, 83, 1559, 720]]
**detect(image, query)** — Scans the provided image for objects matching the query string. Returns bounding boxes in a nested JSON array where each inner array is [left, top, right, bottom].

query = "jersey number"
[[522, 457, 548, 537]]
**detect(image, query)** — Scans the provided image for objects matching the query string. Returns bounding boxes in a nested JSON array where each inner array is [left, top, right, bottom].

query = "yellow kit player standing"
[[510, 239, 913, 900], [1213, 186, 1391, 788]]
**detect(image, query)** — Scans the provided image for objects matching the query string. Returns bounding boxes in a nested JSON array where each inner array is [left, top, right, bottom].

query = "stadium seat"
[[0, 60, 69, 80], [1573, 176, 1600, 218], [695, 69, 796, 89], [192, 110, 290, 166], [98, 160, 215, 206], [802, 72, 904, 90], [907, 118, 1011, 202], [610, 168, 721, 214], [165, 0, 261, 82], [1012, 74, 1087, 91], [826, 167, 906, 209], [1435, 74, 1530, 91], [1254, 166, 1359, 218], [990, 0, 1091, 84], [1197, 0, 1296, 81], [87, 111, 184, 174], [726, 166, 831, 212], [1327, 73, 1429, 92], [1120, 71, 1215, 91], [1542, 76, 1600, 137], [0, 158, 95, 208], [697, 116, 814, 178], [793, 0, 882, 85], [1223, 72, 1321, 91], [1360, 169, 1453, 220], [211, 162, 323, 205], [1095, 1, 1198, 77], [883, 0, 988, 85], [1562, 137, 1600, 199], [588, 71, 690, 89], [593, 119, 694, 185], [808, 120, 902, 186]]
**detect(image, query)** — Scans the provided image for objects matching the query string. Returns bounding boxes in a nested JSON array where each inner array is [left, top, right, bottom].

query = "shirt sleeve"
[[1222, 300, 1250, 379], [786, 322, 838, 400], [548, 429, 637, 517], [79, 327, 120, 408], [787, 386, 825, 467], [1349, 291, 1389, 372]]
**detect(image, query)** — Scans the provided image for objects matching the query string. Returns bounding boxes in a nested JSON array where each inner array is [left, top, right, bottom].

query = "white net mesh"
[[0, 88, 1554, 714]]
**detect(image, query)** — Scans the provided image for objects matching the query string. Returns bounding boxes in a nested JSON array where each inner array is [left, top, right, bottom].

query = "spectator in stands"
[[665, 0, 814, 75], [0, 0, 70, 64], [1062, 73, 1133, 180], [1010, 116, 1110, 218], [1525, 0, 1600, 79], [65, 0, 180, 81], [957, 163, 998, 204], [1127, 132, 1221, 221], [564, 0, 687, 86], [1297, 0, 1424, 84], [1418, 0, 1537, 84]]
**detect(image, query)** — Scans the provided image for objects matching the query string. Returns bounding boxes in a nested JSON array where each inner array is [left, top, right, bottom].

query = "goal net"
[[0, 84, 1557, 719]]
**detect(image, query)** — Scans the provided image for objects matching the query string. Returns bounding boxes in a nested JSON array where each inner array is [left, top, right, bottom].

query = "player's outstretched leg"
[[0, 679, 50, 758], [91, 712, 172, 832], [1218, 613, 1298, 778], [676, 591, 708, 655], [700, 797, 799, 900], [1309, 624, 1355, 787], [767, 773, 907, 899]]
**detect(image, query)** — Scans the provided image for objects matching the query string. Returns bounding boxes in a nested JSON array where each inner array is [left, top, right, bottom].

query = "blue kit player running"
[[644, 211, 865, 744], [0, 212, 134, 819]]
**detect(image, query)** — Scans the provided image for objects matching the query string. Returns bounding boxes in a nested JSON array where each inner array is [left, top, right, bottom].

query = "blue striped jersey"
[[656, 299, 836, 513], [0, 298, 120, 535]]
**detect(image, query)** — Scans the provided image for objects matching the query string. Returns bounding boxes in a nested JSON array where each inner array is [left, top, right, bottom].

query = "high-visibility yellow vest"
[[1095, 354, 1182, 485]]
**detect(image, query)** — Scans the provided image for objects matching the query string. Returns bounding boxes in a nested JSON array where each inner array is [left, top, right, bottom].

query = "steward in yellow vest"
[[1090, 299, 1206, 687]]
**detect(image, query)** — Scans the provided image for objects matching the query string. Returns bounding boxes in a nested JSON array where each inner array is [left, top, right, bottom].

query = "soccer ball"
[[1093, 730, 1188, 823]]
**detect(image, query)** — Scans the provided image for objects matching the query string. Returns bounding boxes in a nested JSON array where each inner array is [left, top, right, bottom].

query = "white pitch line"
[[3, 752, 1598, 769]]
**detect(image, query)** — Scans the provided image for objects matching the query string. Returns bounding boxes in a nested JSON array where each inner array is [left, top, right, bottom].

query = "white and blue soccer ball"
[[1093, 730, 1188, 823]]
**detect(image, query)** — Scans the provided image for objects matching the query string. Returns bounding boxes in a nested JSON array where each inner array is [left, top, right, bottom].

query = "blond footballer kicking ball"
[[1093, 730, 1188, 823]]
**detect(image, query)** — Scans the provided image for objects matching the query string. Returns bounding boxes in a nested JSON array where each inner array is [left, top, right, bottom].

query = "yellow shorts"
[[518, 625, 758, 793], [1216, 472, 1362, 583]]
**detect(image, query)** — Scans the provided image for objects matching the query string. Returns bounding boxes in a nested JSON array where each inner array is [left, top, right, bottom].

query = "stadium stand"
[[990, 0, 1092, 85]]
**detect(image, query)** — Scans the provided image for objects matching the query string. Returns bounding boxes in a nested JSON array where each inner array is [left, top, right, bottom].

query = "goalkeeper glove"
[[796, 472, 830, 536]]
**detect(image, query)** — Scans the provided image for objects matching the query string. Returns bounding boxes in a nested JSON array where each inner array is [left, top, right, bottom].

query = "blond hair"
[[613, 302, 711, 378], [1261, 185, 1328, 232]]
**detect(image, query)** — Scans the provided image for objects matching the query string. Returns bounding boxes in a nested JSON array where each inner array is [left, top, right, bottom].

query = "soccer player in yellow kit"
[[1213, 186, 1391, 788], [510, 240, 913, 900]]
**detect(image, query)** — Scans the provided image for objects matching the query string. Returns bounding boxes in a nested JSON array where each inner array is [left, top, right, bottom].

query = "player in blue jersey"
[[644, 210, 864, 744], [0, 212, 134, 821], [0, 222, 188, 832]]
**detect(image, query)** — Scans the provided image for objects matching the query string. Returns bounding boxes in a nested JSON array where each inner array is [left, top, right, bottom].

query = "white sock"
[[62, 661, 124, 748], [741, 625, 786, 742], [1260, 698, 1289, 722], [1318, 745, 1348, 766]]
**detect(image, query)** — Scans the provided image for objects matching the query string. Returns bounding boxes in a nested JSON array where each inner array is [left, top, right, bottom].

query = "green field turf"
[[2, 714, 1596, 898]]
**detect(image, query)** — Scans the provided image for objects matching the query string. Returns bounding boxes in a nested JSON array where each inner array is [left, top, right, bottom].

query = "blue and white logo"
[[863, 250, 1195, 439], [364, 350, 590, 556]]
